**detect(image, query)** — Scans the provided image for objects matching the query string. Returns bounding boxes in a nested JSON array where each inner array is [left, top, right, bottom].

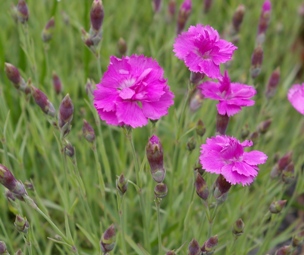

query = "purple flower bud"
[[17, 0, 29, 24], [58, 94, 74, 136], [116, 174, 128, 196], [63, 143, 75, 158], [269, 200, 287, 214], [281, 162, 295, 184], [196, 119, 206, 137], [100, 224, 116, 254], [249, 131, 259, 145], [232, 5, 245, 33], [188, 239, 200, 255], [15, 249, 23, 255], [0, 241, 8, 254], [0, 164, 27, 198], [42, 17, 55, 42], [154, 183, 168, 198], [90, 0, 104, 32], [52, 72, 62, 95], [152, 0, 162, 13], [167, 0, 176, 21], [292, 230, 304, 247], [146, 135, 165, 183], [117, 38, 127, 56], [166, 251, 176, 255], [82, 119, 95, 143], [251, 46, 264, 79], [213, 175, 231, 203], [274, 245, 292, 255], [14, 215, 30, 234], [203, 0, 213, 14], [257, 119, 272, 134], [265, 67, 280, 99], [189, 90, 204, 112], [241, 124, 250, 139], [216, 113, 230, 135], [257, 0, 271, 44], [194, 160, 204, 175], [176, 0, 192, 35], [278, 152, 293, 171], [5, 63, 21, 86], [190, 72, 204, 85], [201, 235, 218, 253], [31, 86, 56, 117], [232, 218, 245, 236], [195, 173, 209, 201]]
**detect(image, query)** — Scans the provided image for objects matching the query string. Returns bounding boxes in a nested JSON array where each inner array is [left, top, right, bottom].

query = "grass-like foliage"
[[1, 0, 304, 254]]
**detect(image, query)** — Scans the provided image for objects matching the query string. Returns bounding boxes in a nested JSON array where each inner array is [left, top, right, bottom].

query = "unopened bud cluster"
[[100, 224, 116, 254], [270, 152, 295, 183], [5, 63, 30, 94]]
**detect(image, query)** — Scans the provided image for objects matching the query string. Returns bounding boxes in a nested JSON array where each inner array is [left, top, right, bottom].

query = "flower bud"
[[85, 79, 95, 99], [17, 0, 29, 24], [269, 200, 287, 214], [213, 175, 231, 203], [90, 0, 104, 32], [58, 94, 74, 137], [232, 218, 245, 236], [146, 135, 165, 183], [24, 180, 34, 190], [251, 46, 263, 79], [14, 215, 29, 234], [52, 72, 62, 95], [117, 38, 127, 56], [166, 251, 176, 255], [31, 86, 56, 118], [249, 131, 259, 145], [195, 173, 209, 201], [176, 0, 192, 35], [292, 230, 304, 247], [5, 63, 21, 86], [281, 163, 295, 184], [257, 0, 271, 44], [0, 241, 8, 254], [42, 17, 55, 42], [188, 239, 200, 255], [201, 235, 218, 254], [116, 174, 128, 196], [203, 0, 212, 13], [0, 164, 27, 198], [82, 119, 95, 143], [194, 160, 204, 175], [232, 5, 245, 33], [278, 152, 292, 171], [257, 119, 272, 134], [274, 245, 292, 255], [100, 224, 116, 254], [167, 0, 176, 22], [186, 136, 196, 152], [154, 183, 168, 198], [63, 143, 75, 158], [196, 119, 206, 137], [216, 113, 229, 135], [152, 0, 162, 13], [189, 90, 204, 112], [265, 67, 280, 99], [190, 72, 204, 85], [15, 249, 23, 255]]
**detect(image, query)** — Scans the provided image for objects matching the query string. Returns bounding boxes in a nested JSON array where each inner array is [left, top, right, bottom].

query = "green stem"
[[118, 195, 127, 255], [155, 198, 162, 255], [93, 142, 106, 198]]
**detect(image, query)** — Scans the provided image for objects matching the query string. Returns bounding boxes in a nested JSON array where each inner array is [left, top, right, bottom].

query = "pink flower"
[[199, 135, 267, 186], [198, 71, 256, 116], [173, 24, 237, 79], [93, 55, 174, 128], [287, 83, 304, 115]]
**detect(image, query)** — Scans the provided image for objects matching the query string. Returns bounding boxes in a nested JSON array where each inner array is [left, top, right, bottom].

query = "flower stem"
[[118, 195, 127, 255], [155, 198, 162, 255]]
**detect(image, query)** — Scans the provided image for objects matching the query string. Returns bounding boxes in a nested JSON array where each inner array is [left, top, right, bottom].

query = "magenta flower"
[[199, 135, 267, 186], [93, 55, 174, 128], [173, 24, 237, 79], [198, 71, 256, 116], [287, 83, 304, 115]]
